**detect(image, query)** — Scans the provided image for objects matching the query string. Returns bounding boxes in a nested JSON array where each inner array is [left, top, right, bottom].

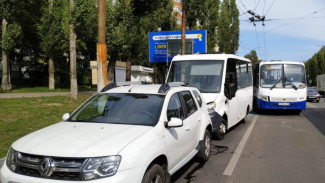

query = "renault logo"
[[38, 157, 52, 177]]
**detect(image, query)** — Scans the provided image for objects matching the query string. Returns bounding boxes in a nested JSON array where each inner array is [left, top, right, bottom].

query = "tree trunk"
[[1, 19, 12, 91], [48, 0, 55, 90], [70, 0, 78, 100], [126, 60, 131, 81], [48, 55, 55, 90], [70, 25, 77, 99], [107, 60, 116, 83]]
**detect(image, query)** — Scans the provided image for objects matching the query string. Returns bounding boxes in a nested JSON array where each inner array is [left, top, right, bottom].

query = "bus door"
[[224, 59, 239, 127]]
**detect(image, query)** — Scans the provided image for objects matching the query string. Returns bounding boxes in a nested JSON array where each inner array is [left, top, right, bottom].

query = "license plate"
[[279, 102, 290, 106]]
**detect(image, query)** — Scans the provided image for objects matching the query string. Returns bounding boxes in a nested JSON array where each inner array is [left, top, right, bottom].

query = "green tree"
[[131, 0, 176, 83], [39, 0, 69, 89], [305, 46, 325, 86], [217, 0, 239, 54], [186, 0, 220, 53], [244, 50, 259, 64], [106, 0, 136, 82], [1, 0, 46, 87], [1, 0, 25, 90]]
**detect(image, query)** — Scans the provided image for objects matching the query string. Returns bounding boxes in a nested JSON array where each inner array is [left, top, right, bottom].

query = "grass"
[[0, 95, 91, 157], [0, 85, 96, 93]]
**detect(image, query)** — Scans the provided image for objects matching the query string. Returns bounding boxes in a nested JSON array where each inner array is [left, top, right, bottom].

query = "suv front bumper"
[[1, 161, 144, 183]]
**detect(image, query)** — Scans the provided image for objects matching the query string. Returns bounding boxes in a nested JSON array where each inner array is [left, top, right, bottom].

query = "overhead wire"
[[254, 0, 262, 11], [265, 0, 276, 16], [266, 7, 325, 32], [238, 0, 251, 19], [263, 25, 266, 61], [240, 16, 325, 22]]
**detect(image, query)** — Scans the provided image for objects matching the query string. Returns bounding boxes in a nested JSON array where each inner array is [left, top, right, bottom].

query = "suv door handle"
[[185, 128, 190, 132], [198, 118, 201, 122]]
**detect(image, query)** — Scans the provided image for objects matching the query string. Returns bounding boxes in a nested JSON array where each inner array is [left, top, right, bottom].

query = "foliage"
[[75, 0, 97, 60], [1, 23, 21, 51], [39, 0, 70, 58], [186, 0, 220, 53], [244, 50, 260, 64], [305, 46, 325, 86], [0, 95, 90, 157], [106, 0, 136, 62], [131, 0, 176, 65], [217, 0, 239, 54], [1, 0, 46, 71]]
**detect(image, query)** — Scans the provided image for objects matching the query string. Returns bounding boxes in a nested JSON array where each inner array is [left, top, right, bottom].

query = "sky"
[[235, 0, 325, 62]]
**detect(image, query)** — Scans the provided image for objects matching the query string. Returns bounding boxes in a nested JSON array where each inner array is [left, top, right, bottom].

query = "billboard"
[[149, 30, 207, 62]]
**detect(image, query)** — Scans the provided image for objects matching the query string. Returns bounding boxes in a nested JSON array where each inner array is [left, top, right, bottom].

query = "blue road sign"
[[149, 30, 207, 62]]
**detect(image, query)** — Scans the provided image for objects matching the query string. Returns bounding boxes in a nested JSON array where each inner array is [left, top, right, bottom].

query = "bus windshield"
[[167, 60, 224, 93], [260, 64, 306, 89]]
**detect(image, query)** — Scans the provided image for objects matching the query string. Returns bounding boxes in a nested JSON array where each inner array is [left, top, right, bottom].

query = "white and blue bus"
[[253, 61, 307, 113]]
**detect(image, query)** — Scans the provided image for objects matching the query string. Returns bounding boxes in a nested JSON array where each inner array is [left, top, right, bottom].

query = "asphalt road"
[[1, 100, 325, 183], [172, 100, 325, 183]]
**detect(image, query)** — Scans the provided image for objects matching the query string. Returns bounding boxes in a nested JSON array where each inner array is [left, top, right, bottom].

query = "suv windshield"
[[69, 93, 164, 126], [260, 64, 306, 89], [167, 60, 224, 93]]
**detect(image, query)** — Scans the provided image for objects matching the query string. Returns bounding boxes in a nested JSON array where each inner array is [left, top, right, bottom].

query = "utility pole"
[[181, 0, 186, 55], [97, 0, 107, 92]]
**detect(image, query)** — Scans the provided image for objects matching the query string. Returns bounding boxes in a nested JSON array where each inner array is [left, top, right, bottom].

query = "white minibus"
[[166, 54, 253, 139]]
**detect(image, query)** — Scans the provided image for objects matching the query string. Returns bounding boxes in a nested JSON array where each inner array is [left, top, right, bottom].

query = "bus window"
[[167, 60, 224, 93]]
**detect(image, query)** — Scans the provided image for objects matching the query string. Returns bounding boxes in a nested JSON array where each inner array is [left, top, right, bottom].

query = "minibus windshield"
[[167, 60, 224, 93]]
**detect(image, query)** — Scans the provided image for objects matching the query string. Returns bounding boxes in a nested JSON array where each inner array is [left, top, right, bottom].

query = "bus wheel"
[[216, 118, 226, 140]]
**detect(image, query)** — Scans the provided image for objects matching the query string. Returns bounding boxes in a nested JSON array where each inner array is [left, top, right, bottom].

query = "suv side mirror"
[[225, 72, 237, 99], [167, 118, 183, 128], [62, 113, 70, 121]]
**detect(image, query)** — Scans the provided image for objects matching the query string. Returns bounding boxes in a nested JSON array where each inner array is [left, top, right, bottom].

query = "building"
[[173, 0, 182, 28]]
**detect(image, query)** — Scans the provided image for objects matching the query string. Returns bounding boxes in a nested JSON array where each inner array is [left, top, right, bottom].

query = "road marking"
[[306, 103, 317, 108], [223, 115, 258, 176], [306, 103, 324, 114]]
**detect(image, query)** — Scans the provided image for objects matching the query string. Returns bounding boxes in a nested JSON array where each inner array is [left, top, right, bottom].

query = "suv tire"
[[197, 129, 211, 162], [142, 164, 166, 183], [215, 118, 226, 140]]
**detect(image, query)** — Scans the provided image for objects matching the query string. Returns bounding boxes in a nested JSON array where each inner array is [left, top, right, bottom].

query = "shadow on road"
[[171, 145, 228, 183], [254, 109, 301, 115], [303, 108, 325, 136]]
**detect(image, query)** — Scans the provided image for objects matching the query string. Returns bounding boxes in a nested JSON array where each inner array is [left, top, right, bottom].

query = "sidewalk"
[[0, 91, 96, 98]]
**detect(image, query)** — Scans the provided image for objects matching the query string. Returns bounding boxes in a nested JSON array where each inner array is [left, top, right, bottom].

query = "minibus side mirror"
[[225, 72, 237, 99]]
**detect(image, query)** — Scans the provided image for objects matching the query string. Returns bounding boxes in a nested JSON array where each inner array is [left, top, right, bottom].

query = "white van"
[[166, 54, 253, 139]]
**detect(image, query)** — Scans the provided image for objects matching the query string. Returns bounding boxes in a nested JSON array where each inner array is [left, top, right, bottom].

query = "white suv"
[[1, 82, 212, 183]]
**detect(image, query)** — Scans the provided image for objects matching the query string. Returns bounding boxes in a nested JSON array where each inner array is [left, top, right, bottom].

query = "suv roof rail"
[[158, 82, 190, 93], [101, 81, 153, 92]]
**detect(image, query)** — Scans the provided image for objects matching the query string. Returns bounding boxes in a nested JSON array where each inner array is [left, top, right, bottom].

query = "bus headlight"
[[259, 95, 269, 101]]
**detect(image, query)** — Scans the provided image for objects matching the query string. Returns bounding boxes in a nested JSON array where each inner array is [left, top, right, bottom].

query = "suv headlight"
[[207, 102, 216, 113], [6, 148, 18, 172], [82, 156, 121, 180]]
